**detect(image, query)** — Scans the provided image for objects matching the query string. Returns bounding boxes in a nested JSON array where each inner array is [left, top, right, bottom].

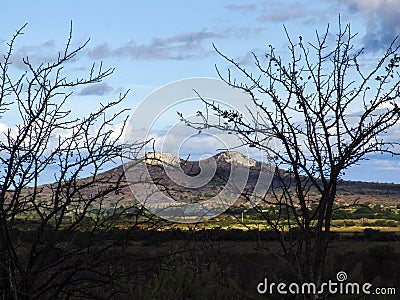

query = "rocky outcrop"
[[214, 151, 256, 167], [144, 151, 257, 168]]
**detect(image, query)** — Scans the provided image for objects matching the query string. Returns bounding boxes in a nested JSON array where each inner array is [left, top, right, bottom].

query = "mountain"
[[102, 151, 400, 207], [119, 151, 273, 206], [25, 151, 400, 207]]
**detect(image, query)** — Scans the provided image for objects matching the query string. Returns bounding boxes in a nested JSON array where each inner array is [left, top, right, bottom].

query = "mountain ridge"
[[113, 151, 400, 206], [23, 151, 400, 207]]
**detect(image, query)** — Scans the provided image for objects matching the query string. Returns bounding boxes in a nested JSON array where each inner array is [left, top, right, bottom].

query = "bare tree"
[[182, 20, 400, 288], [0, 25, 146, 299]]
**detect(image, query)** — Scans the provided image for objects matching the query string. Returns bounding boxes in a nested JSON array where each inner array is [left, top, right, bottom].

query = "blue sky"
[[1, 0, 400, 183]]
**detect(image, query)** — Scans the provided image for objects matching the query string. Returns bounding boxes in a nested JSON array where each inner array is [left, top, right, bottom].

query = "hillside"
[[24, 151, 400, 207], [104, 151, 400, 207]]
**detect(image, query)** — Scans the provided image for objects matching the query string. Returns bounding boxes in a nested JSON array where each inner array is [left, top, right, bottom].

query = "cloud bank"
[[341, 0, 400, 51], [87, 30, 222, 61], [224, 4, 257, 11], [78, 83, 113, 96]]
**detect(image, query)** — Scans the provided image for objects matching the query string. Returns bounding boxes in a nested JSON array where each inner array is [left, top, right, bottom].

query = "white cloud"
[[0, 122, 8, 133], [131, 122, 271, 163]]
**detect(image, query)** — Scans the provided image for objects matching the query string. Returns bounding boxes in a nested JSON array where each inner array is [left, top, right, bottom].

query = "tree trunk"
[[0, 222, 16, 300]]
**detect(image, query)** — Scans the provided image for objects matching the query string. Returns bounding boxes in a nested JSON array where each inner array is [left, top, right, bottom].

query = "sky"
[[1, 0, 400, 183]]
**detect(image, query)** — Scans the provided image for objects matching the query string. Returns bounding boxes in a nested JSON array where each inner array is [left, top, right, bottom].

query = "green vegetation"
[[206, 204, 400, 232]]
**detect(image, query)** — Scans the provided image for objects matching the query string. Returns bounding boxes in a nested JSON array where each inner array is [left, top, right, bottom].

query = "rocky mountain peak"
[[214, 151, 256, 167], [144, 151, 257, 168]]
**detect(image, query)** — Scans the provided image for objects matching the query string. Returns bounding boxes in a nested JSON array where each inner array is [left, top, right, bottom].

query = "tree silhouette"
[[0, 24, 145, 299], [182, 20, 400, 287]]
